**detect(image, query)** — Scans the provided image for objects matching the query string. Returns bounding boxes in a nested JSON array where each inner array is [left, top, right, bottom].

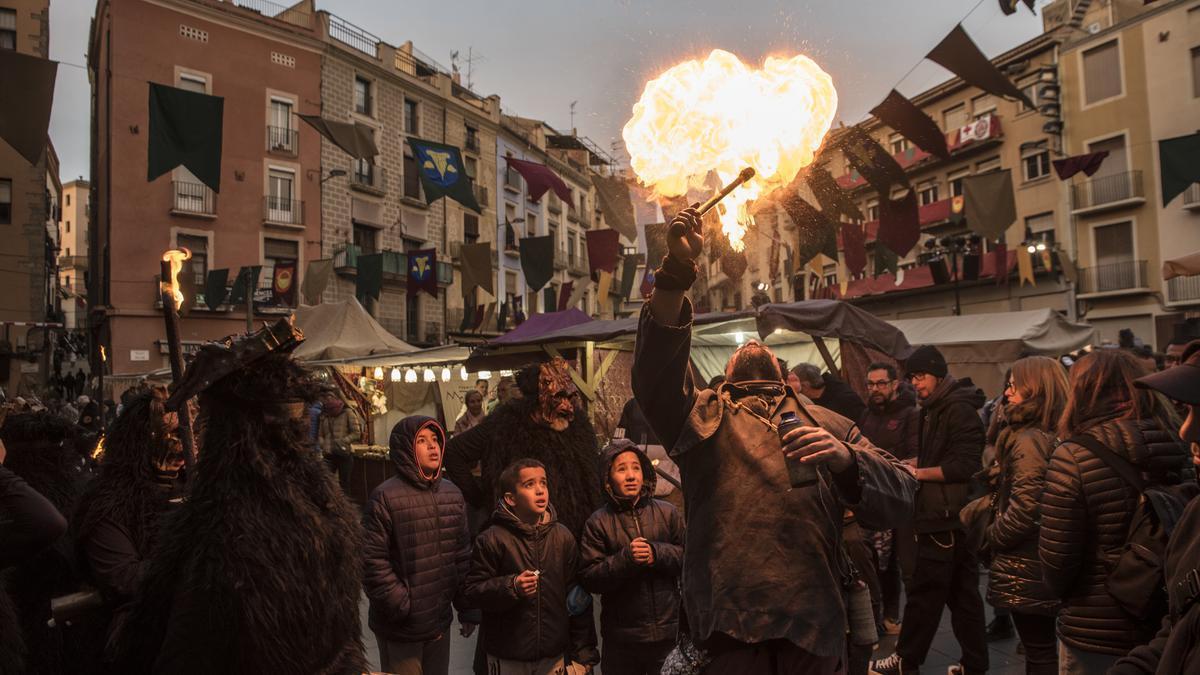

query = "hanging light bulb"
[[479, 370, 492, 380], [390, 367, 401, 382], [404, 369, 418, 383], [734, 331, 745, 345], [500, 370, 513, 377], [373, 366, 384, 380], [441, 367, 451, 382], [423, 368, 436, 382], [1036, 242, 1047, 252], [459, 366, 469, 381], [1026, 244, 1037, 254]]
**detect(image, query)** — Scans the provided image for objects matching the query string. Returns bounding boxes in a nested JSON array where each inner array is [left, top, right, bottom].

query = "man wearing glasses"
[[872, 345, 989, 675]]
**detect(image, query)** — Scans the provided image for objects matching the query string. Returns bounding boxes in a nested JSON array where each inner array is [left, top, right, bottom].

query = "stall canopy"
[[292, 298, 416, 361], [490, 309, 593, 345], [888, 308, 1097, 396]]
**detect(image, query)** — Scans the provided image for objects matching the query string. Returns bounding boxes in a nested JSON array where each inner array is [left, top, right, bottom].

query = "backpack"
[[1070, 434, 1199, 620]]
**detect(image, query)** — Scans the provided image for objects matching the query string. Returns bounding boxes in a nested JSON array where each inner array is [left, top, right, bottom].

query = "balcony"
[[465, 135, 480, 153], [837, 114, 1003, 190], [554, 246, 568, 270], [328, 14, 379, 58], [474, 183, 489, 209], [1071, 170, 1145, 215], [230, 0, 313, 29], [350, 163, 387, 195], [170, 180, 217, 217], [266, 126, 298, 155], [548, 197, 562, 214], [567, 205, 581, 223], [332, 244, 453, 286], [1167, 274, 1200, 306], [504, 167, 522, 193], [567, 252, 588, 277], [263, 196, 304, 227], [1183, 184, 1200, 211], [1077, 260, 1150, 297]]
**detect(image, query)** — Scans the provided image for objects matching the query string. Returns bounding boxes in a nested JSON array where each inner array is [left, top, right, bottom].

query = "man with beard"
[[444, 358, 600, 538], [635, 208, 916, 673], [73, 385, 184, 673], [110, 321, 366, 675]]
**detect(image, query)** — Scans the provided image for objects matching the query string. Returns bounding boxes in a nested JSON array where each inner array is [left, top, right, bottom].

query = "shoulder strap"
[[1069, 434, 1147, 493]]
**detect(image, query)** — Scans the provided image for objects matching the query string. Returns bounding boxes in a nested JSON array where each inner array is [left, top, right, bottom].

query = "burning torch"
[[695, 167, 756, 217], [160, 249, 197, 469]]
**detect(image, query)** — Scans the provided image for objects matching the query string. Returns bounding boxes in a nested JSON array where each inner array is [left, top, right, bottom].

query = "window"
[[548, 224, 558, 249], [403, 150, 421, 199], [464, 156, 477, 181], [404, 98, 419, 135], [1019, 77, 1042, 112], [176, 233, 209, 288], [1088, 135, 1128, 182], [177, 73, 207, 93], [866, 200, 880, 222], [1093, 221, 1135, 291], [65, 248, 70, 256], [465, 125, 479, 152], [943, 103, 968, 131], [354, 76, 372, 115], [1, 179, 13, 224], [504, 155, 521, 189], [1026, 212, 1055, 246], [353, 223, 377, 254], [464, 213, 479, 243], [267, 168, 296, 222], [65, 194, 70, 207], [66, 221, 71, 233], [918, 181, 940, 206], [353, 128, 377, 188], [971, 93, 996, 119], [1023, 148, 1051, 181], [1191, 46, 1200, 98], [269, 99, 294, 152], [568, 232, 577, 263], [976, 156, 1001, 173], [948, 168, 970, 197], [1083, 40, 1122, 104], [262, 238, 299, 301], [527, 213, 537, 237], [889, 133, 910, 156], [0, 9, 15, 50]]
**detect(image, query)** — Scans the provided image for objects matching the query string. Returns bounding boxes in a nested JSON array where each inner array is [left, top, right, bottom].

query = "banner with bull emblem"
[[407, 248, 438, 299], [406, 138, 482, 213]]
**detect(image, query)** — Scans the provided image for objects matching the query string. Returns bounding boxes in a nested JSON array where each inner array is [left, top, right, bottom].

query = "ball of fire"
[[623, 49, 838, 252]]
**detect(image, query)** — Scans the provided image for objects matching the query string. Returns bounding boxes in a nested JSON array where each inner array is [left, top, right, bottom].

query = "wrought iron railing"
[[1183, 184, 1200, 209], [1168, 274, 1200, 304], [263, 196, 303, 225], [350, 163, 387, 193], [266, 126, 298, 155], [171, 180, 216, 216], [230, 0, 312, 28], [328, 14, 379, 58], [1078, 260, 1149, 294], [1071, 170, 1144, 211]]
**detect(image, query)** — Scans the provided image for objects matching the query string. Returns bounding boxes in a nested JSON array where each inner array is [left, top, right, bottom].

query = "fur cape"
[[111, 356, 366, 675], [474, 398, 601, 537]]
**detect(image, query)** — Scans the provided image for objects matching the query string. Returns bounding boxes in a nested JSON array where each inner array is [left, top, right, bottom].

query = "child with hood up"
[[578, 439, 685, 675], [363, 416, 478, 675]]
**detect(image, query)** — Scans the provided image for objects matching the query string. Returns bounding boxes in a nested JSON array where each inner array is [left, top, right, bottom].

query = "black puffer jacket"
[[916, 375, 987, 533], [465, 503, 598, 665], [578, 440, 684, 645], [858, 385, 920, 461], [985, 403, 1058, 615], [363, 416, 473, 643], [1038, 417, 1196, 655]]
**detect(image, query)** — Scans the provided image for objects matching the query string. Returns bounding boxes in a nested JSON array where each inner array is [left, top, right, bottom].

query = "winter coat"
[[444, 398, 601, 538], [915, 375, 986, 533], [632, 299, 917, 658], [1038, 417, 1195, 655], [464, 503, 598, 665], [984, 403, 1058, 614], [362, 416, 473, 643], [0, 466, 67, 570], [858, 386, 920, 461], [578, 440, 684, 645], [318, 407, 362, 458], [817, 372, 867, 422], [1111, 496, 1200, 674]]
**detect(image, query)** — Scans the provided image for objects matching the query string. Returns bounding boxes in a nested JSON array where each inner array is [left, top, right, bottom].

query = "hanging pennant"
[[407, 138, 482, 213], [0, 49, 57, 165], [558, 281, 575, 311], [506, 157, 573, 204], [147, 83, 224, 192], [870, 90, 950, 160], [459, 242, 494, 297], [963, 170, 1017, 239], [1159, 132, 1200, 207], [1052, 151, 1109, 180], [597, 270, 613, 316], [513, 296, 526, 325], [878, 189, 920, 257], [806, 167, 864, 221], [301, 259, 333, 305], [518, 235, 555, 292], [586, 229, 622, 279], [460, 303, 475, 332], [1056, 250, 1078, 285], [926, 25, 1036, 110], [780, 194, 838, 265], [838, 126, 910, 196], [720, 250, 749, 282], [619, 254, 643, 300], [994, 242, 1010, 287], [406, 249, 438, 298], [875, 245, 899, 278], [497, 299, 509, 331], [567, 277, 589, 309], [297, 114, 378, 160], [204, 268, 230, 311], [355, 254, 383, 304], [841, 222, 867, 276], [543, 287, 557, 314], [228, 266, 262, 306], [1017, 245, 1035, 286], [272, 261, 297, 306]]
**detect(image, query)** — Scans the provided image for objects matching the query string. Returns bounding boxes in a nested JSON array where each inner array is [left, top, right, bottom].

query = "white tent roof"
[[291, 299, 417, 362], [306, 344, 471, 368], [888, 308, 1097, 355]]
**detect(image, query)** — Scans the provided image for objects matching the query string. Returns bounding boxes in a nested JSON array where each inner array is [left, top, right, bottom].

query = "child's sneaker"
[[870, 652, 910, 675]]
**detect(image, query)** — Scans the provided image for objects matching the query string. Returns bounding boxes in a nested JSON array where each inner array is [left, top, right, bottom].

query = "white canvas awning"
[[291, 299, 416, 362]]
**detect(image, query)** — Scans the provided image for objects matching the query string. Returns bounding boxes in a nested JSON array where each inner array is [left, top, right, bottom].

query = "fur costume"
[[445, 360, 601, 537], [112, 354, 366, 675], [1, 412, 88, 675]]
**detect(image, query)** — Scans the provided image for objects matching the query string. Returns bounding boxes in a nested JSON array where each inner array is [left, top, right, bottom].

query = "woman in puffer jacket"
[[985, 356, 1067, 675], [1038, 349, 1195, 674]]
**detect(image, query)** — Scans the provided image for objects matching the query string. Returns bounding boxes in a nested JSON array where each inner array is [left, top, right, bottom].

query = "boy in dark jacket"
[[363, 416, 476, 675], [465, 459, 598, 675], [579, 439, 684, 675]]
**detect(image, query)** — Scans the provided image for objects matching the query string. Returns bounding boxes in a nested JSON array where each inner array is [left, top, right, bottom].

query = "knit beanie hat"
[[905, 345, 948, 379]]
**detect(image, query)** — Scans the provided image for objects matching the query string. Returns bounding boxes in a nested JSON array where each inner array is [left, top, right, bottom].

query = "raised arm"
[[444, 420, 491, 509]]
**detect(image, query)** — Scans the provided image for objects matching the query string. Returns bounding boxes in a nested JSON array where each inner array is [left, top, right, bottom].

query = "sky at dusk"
[[47, 0, 1050, 181]]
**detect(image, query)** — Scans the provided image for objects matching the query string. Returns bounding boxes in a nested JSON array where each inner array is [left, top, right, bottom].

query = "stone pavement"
[[360, 570, 1029, 674]]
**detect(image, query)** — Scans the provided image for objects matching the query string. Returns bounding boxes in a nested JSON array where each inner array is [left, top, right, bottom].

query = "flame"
[[91, 435, 105, 461], [99, 345, 106, 362], [161, 248, 192, 310], [623, 49, 838, 252]]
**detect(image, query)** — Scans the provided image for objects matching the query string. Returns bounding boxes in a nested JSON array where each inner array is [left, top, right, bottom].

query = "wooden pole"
[[160, 259, 197, 469], [811, 334, 840, 376]]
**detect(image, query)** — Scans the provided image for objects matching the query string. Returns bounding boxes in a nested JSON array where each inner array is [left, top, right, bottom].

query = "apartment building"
[[316, 13, 500, 346], [59, 179, 90, 331], [89, 0, 324, 376], [1053, 0, 1200, 345]]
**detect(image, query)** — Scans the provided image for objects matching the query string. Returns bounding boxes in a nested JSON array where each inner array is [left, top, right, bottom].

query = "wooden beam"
[[811, 336, 840, 375], [545, 344, 594, 400]]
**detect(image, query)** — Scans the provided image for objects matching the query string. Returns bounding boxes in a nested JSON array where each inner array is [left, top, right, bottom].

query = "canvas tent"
[[291, 298, 416, 362], [888, 308, 1097, 396]]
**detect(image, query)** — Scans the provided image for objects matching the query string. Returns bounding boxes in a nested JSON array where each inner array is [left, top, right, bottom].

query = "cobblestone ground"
[[360, 571, 1030, 674]]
